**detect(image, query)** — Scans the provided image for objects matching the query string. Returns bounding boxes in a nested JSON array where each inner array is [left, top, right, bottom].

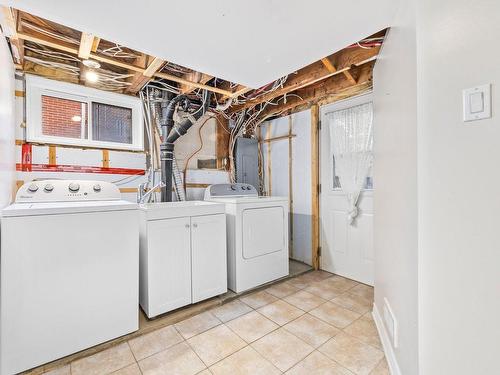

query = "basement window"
[[26, 75, 143, 151]]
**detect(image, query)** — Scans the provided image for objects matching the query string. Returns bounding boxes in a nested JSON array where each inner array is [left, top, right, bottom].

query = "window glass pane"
[[41, 95, 87, 139], [332, 154, 341, 189], [332, 155, 373, 190], [92, 102, 133, 144]]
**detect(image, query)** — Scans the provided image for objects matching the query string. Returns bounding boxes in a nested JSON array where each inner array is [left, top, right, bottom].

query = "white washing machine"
[[0, 180, 139, 375], [204, 183, 289, 293]]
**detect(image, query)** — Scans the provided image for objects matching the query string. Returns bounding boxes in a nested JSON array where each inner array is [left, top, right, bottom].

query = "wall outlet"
[[383, 298, 398, 348]]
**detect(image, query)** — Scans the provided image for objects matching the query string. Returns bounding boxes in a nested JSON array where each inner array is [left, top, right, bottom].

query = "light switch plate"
[[463, 84, 491, 122]]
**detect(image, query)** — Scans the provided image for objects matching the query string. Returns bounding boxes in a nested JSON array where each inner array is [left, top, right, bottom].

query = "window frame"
[[323, 93, 374, 192], [26, 74, 144, 151]]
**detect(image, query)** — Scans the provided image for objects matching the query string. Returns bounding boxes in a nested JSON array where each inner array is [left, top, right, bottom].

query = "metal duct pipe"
[[160, 91, 211, 201]]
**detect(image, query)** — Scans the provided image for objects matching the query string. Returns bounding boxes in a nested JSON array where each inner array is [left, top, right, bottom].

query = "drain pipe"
[[160, 91, 211, 201]]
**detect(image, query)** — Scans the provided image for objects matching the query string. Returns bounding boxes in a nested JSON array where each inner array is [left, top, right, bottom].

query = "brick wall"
[[42, 95, 87, 138]]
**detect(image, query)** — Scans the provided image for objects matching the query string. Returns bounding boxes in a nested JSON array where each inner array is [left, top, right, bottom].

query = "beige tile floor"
[[43, 271, 388, 375]]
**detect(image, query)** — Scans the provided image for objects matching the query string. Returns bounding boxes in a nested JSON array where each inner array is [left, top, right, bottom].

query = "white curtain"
[[328, 102, 373, 225]]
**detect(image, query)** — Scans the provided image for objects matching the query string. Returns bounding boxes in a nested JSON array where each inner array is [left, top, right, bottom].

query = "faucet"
[[137, 181, 165, 204]]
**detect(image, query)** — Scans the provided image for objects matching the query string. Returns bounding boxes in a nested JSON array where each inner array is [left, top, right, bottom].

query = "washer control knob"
[[27, 183, 39, 193], [44, 184, 54, 192], [93, 184, 101, 192], [68, 182, 80, 192], [230, 185, 237, 191]]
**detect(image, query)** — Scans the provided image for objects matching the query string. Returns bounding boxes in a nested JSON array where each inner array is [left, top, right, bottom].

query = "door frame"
[[317, 92, 374, 274]]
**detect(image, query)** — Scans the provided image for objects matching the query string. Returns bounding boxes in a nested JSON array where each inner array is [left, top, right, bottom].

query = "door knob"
[[185, 224, 190, 229], [193, 223, 198, 228]]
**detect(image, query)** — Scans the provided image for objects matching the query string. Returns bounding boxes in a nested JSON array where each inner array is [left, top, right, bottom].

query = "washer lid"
[[1, 200, 137, 217], [207, 196, 288, 204]]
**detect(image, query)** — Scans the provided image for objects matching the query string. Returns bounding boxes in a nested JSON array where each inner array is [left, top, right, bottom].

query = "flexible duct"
[[160, 90, 211, 201]]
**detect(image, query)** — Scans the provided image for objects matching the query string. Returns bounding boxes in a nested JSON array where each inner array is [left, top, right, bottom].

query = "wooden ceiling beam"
[[0, 6, 24, 65], [180, 71, 213, 94], [320, 57, 337, 73], [321, 56, 357, 85], [256, 61, 374, 120], [342, 67, 357, 85], [230, 44, 380, 114], [78, 32, 94, 59], [143, 57, 165, 77], [91, 37, 100, 52], [230, 86, 253, 98], [126, 55, 155, 94], [17, 31, 233, 96], [154, 71, 231, 96]]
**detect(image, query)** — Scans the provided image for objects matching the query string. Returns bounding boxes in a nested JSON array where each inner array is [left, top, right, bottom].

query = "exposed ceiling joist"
[[90, 36, 100, 52], [320, 57, 336, 73], [143, 57, 164, 77], [0, 6, 23, 64], [342, 68, 357, 85], [230, 44, 380, 113], [16, 30, 233, 96], [78, 32, 94, 59], [321, 57, 357, 85], [126, 54, 151, 94], [231, 86, 253, 98], [154, 70, 231, 96], [180, 71, 213, 94], [257, 61, 374, 120]]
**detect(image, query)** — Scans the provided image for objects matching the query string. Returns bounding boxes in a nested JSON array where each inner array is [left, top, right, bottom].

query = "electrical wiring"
[[21, 21, 79, 45], [24, 45, 81, 63], [190, 90, 209, 118], [99, 44, 140, 60], [111, 172, 146, 185], [163, 62, 192, 74], [214, 114, 231, 134], [24, 55, 80, 76], [146, 80, 180, 95], [94, 70, 134, 89], [182, 115, 212, 190], [25, 43, 133, 92]]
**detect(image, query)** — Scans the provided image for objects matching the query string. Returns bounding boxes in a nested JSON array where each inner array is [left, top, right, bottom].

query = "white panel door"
[[147, 216, 192, 316], [319, 95, 374, 285], [191, 214, 227, 302]]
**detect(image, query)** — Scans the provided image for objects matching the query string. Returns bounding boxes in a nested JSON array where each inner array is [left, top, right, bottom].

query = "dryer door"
[[242, 205, 285, 259]]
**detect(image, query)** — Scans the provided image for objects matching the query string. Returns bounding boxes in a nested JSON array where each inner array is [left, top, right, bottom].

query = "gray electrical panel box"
[[235, 137, 259, 190]]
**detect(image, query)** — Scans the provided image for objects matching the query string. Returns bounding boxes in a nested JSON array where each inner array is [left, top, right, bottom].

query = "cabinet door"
[[147, 216, 191, 317], [191, 214, 227, 303]]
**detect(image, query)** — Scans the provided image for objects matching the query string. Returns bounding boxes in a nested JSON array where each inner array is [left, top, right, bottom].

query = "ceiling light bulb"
[[85, 70, 99, 83], [82, 59, 101, 69], [71, 115, 82, 122]]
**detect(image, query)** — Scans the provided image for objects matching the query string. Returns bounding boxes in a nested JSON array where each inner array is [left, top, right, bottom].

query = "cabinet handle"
[[192, 223, 198, 228], [185, 224, 190, 229]]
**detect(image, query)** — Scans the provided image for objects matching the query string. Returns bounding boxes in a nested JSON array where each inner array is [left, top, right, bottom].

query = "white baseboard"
[[372, 303, 402, 375]]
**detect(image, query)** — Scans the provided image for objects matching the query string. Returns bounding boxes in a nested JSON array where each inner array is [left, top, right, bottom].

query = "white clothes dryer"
[[204, 183, 289, 293]]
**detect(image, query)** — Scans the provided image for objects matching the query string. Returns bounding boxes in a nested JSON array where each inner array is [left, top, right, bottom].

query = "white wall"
[[417, 0, 500, 374], [0, 32, 16, 208], [372, 0, 419, 373], [261, 109, 312, 265], [174, 116, 217, 171]]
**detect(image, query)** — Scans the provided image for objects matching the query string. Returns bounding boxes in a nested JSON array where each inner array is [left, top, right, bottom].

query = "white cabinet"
[[139, 202, 227, 318], [143, 217, 192, 317], [191, 214, 227, 303]]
